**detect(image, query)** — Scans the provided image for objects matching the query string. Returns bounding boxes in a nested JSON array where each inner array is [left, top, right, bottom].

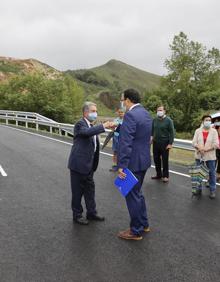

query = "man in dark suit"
[[68, 102, 112, 225], [117, 89, 152, 240]]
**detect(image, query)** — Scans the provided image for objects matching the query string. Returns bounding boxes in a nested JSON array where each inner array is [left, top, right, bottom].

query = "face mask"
[[120, 100, 127, 112], [203, 121, 211, 128], [214, 122, 220, 126], [157, 110, 164, 118], [121, 106, 126, 113], [88, 112, 97, 122]]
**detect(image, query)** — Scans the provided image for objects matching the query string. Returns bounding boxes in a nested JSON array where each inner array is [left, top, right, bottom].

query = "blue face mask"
[[203, 121, 211, 128], [88, 112, 97, 122]]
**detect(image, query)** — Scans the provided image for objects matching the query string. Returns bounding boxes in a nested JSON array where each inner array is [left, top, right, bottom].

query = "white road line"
[[1, 125, 220, 185], [0, 165, 7, 177], [0, 125, 72, 146], [150, 165, 190, 178]]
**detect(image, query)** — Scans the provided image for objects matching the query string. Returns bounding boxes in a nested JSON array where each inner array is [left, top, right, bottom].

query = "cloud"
[[0, 0, 219, 75]]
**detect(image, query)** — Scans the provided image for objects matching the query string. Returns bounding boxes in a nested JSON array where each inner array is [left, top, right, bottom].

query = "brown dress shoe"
[[144, 226, 150, 233], [117, 229, 142, 240]]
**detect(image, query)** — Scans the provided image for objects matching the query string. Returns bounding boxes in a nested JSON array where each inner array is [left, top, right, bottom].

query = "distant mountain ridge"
[[93, 59, 160, 90], [0, 56, 61, 81], [0, 56, 161, 113], [66, 59, 161, 110], [66, 59, 161, 93]]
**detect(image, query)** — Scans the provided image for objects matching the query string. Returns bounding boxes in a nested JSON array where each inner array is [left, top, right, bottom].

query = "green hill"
[[92, 59, 160, 91], [0, 57, 161, 116], [65, 59, 161, 114]]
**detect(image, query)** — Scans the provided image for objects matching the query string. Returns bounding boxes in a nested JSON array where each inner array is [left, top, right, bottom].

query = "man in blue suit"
[[68, 102, 112, 225], [117, 89, 152, 240]]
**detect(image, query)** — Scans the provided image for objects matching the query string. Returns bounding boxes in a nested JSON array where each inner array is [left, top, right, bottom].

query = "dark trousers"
[[216, 149, 220, 174], [153, 141, 169, 178], [70, 170, 97, 219], [125, 170, 148, 236]]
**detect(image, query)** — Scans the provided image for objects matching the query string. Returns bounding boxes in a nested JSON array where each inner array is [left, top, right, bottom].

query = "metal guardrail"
[[0, 110, 194, 150], [0, 110, 74, 136]]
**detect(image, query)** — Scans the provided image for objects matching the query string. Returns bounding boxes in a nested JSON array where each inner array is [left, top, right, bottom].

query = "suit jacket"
[[118, 105, 152, 172], [68, 118, 105, 174]]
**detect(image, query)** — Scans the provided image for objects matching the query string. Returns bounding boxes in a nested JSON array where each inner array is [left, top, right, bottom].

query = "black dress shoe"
[[87, 214, 105, 221], [73, 217, 89, 225]]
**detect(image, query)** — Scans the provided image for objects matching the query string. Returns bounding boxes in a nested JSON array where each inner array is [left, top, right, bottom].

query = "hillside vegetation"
[[0, 57, 161, 119], [66, 59, 161, 111], [1, 32, 219, 134], [0, 57, 61, 81]]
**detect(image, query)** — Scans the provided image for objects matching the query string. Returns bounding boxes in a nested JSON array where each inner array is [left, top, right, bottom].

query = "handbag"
[[188, 161, 209, 194]]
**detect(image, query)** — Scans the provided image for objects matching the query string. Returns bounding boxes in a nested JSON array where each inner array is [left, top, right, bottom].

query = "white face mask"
[[157, 110, 164, 118], [203, 121, 211, 128]]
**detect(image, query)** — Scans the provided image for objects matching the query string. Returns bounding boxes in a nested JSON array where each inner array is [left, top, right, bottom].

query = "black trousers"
[[70, 170, 97, 219], [153, 141, 169, 178]]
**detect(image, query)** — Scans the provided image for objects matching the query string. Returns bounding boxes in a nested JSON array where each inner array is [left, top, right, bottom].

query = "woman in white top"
[[192, 114, 219, 199]]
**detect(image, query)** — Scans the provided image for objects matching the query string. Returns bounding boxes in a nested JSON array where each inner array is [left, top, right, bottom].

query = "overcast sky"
[[0, 0, 219, 75]]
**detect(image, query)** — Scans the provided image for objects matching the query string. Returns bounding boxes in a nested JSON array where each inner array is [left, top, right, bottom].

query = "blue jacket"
[[118, 105, 152, 172], [68, 118, 105, 174]]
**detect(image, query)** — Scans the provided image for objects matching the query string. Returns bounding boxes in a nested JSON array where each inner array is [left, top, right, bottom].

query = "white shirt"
[[129, 103, 140, 111], [84, 118, 97, 152]]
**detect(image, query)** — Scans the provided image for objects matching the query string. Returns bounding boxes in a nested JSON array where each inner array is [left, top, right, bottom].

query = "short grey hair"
[[82, 101, 97, 113]]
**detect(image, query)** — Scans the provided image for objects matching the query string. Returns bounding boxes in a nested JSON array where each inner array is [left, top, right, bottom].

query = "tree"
[[143, 92, 162, 115], [162, 32, 220, 131], [63, 75, 84, 122], [0, 74, 84, 123]]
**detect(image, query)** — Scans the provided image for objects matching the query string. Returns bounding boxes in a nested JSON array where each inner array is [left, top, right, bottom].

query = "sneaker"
[[192, 189, 202, 196], [209, 191, 216, 199], [162, 177, 169, 183], [73, 216, 89, 225]]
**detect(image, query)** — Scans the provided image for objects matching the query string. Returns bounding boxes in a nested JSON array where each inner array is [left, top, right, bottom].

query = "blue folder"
[[114, 168, 139, 197]]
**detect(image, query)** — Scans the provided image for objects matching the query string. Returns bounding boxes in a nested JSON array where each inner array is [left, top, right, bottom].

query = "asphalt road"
[[0, 125, 220, 282]]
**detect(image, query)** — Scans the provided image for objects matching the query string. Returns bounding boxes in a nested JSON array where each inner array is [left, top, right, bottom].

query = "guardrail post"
[[6, 113, 8, 125], [36, 123, 39, 131], [50, 126, 53, 134], [15, 115, 18, 127], [59, 128, 62, 136], [25, 116, 28, 128]]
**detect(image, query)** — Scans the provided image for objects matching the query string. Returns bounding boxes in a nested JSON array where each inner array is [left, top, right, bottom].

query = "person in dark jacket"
[[117, 89, 152, 241], [68, 102, 113, 225], [151, 105, 175, 183]]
